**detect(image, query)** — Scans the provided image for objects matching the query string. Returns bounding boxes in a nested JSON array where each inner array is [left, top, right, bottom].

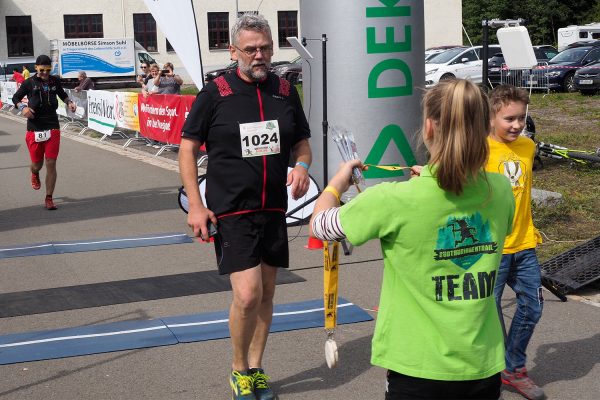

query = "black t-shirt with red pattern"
[[182, 71, 311, 217]]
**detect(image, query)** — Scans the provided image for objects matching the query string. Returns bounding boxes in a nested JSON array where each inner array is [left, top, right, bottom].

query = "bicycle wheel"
[[178, 169, 321, 226], [566, 151, 600, 165]]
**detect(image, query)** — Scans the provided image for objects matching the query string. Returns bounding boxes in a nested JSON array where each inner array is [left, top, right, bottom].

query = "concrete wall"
[[424, 0, 463, 49]]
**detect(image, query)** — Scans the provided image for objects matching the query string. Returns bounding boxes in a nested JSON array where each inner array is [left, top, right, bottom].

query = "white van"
[[425, 45, 501, 88], [558, 23, 600, 51]]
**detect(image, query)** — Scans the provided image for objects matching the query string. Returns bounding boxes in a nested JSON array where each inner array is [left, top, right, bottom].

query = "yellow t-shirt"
[[486, 135, 541, 253]]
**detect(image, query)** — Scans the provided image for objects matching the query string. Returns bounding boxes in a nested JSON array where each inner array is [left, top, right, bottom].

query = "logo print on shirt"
[[434, 212, 498, 270], [503, 160, 523, 187]]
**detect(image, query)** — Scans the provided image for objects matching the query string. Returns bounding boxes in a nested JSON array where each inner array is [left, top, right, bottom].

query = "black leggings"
[[385, 370, 501, 400]]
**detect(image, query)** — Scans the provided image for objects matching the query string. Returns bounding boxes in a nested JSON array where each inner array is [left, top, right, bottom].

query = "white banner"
[[0, 81, 19, 105], [143, 0, 204, 90], [86, 90, 117, 136]]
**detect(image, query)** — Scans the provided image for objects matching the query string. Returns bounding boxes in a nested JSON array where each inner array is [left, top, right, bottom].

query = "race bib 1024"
[[239, 120, 280, 157], [34, 130, 51, 143]]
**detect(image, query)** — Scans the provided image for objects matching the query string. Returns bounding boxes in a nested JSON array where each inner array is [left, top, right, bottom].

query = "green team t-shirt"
[[339, 165, 515, 381]]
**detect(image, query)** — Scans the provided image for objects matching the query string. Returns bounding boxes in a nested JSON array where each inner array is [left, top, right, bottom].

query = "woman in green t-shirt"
[[310, 79, 515, 400]]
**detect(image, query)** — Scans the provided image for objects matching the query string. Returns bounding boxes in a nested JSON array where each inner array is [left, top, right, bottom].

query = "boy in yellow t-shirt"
[[485, 85, 545, 400]]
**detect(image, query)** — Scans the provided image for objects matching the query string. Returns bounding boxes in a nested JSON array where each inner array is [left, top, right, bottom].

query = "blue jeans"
[[495, 249, 544, 372]]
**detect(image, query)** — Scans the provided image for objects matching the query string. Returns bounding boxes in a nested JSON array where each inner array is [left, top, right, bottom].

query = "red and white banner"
[[138, 94, 196, 144]]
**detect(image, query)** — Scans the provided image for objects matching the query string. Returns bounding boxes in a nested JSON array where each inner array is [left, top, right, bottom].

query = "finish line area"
[[0, 298, 372, 365]]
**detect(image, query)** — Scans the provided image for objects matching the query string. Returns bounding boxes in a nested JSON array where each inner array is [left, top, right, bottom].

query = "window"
[[133, 14, 157, 52], [277, 11, 298, 48], [208, 12, 229, 50], [64, 14, 103, 38], [6, 16, 34, 57], [166, 39, 174, 52]]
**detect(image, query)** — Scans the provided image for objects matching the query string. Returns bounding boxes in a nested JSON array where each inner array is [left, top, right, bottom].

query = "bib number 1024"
[[239, 120, 281, 157], [242, 132, 278, 147]]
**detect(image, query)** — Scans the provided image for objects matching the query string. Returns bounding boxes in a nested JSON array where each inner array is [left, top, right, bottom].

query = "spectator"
[[74, 71, 95, 91], [142, 63, 161, 97], [22, 65, 31, 80], [11, 68, 25, 85], [136, 62, 151, 89], [151, 62, 183, 94], [485, 84, 546, 400]]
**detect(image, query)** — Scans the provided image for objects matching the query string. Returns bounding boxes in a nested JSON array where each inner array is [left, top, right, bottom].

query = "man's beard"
[[238, 59, 271, 81]]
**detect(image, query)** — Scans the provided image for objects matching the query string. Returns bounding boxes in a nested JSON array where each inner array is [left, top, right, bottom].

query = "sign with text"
[[87, 90, 117, 135], [115, 91, 140, 131]]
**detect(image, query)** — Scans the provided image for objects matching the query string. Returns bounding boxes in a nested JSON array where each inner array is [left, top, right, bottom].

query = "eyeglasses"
[[37, 68, 52, 73], [141, 66, 148, 69], [234, 45, 273, 57]]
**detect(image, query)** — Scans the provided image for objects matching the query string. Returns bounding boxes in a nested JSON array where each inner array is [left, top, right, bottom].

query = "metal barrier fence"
[[501, 61, 550, 92]]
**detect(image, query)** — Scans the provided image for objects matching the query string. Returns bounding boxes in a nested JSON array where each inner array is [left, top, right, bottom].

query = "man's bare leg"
[[45, 158, 57, 196], [248, 263, 278, 369], [229, 265, 263, 372]]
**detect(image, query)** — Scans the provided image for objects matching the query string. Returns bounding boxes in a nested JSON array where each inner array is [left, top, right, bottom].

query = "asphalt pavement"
[[0, 110, 598, 400]]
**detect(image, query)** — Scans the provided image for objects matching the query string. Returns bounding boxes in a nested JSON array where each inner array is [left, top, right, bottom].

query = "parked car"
[[204, 61, 238, 82], [526, 41, 600, 92], [204, 59, 292, 83], [425, 45, 501, 88], [574, 61, 600, 94], [271, 56, 302, 84], [425, 45, 462, 61], [487, 45, 559, 86]]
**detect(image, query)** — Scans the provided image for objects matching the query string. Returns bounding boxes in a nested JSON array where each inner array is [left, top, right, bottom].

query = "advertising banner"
[[57, 38, 135, 79], [1, 82, 19, 105], [115, 91, 140, 131], [301, 1, 426, 188], [138, 94, 184, 144], [87, 90, 117, 136], [57, 89, 88, 119], [143, 0, 204, 90]]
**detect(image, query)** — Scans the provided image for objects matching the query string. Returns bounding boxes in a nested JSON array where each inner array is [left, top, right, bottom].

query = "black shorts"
[[213, 211, 289, 275], [385, 370, 501, 400]]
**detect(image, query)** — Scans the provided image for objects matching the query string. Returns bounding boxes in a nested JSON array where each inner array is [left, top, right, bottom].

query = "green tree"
[[462, 0, 600, 46]]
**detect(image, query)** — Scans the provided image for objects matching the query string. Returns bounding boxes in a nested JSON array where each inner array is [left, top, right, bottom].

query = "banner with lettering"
[[87, 90, 117, 136], [115, 91, 140, 131], [57, 89, 88, 119], [0, 82, 20, 105], [138, 94, 184, 144]]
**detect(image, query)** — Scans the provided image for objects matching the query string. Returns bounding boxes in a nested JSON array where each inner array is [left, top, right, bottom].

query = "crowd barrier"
[[500, 61, 550, 93], [0, 82, 203, 157]]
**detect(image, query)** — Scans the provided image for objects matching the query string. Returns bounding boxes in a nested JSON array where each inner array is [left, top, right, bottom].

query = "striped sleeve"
[[311, 207, 346, 241]]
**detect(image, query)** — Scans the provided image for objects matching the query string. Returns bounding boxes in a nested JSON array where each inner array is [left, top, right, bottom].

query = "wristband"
[[18, 103, 27, 111], [295, 161, 309, 170], [323, 186, 340, 202]]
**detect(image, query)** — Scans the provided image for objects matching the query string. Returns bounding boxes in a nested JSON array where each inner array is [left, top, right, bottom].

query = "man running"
[[12, 54, 76, 210]]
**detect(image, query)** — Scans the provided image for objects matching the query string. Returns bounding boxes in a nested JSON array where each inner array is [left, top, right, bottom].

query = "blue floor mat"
[[0, 298, 373, 365]]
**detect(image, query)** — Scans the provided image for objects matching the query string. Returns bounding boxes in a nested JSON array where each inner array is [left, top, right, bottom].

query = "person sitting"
[[74, 71, 95, 91]]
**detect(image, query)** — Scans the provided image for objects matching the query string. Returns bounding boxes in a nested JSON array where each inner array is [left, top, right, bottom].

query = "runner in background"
[[310, 79, 515, 400], [12, 54, 76, 210]]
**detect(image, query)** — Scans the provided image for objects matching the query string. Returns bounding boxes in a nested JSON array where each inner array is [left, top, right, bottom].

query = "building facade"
[[0, 0, 462, 82]]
